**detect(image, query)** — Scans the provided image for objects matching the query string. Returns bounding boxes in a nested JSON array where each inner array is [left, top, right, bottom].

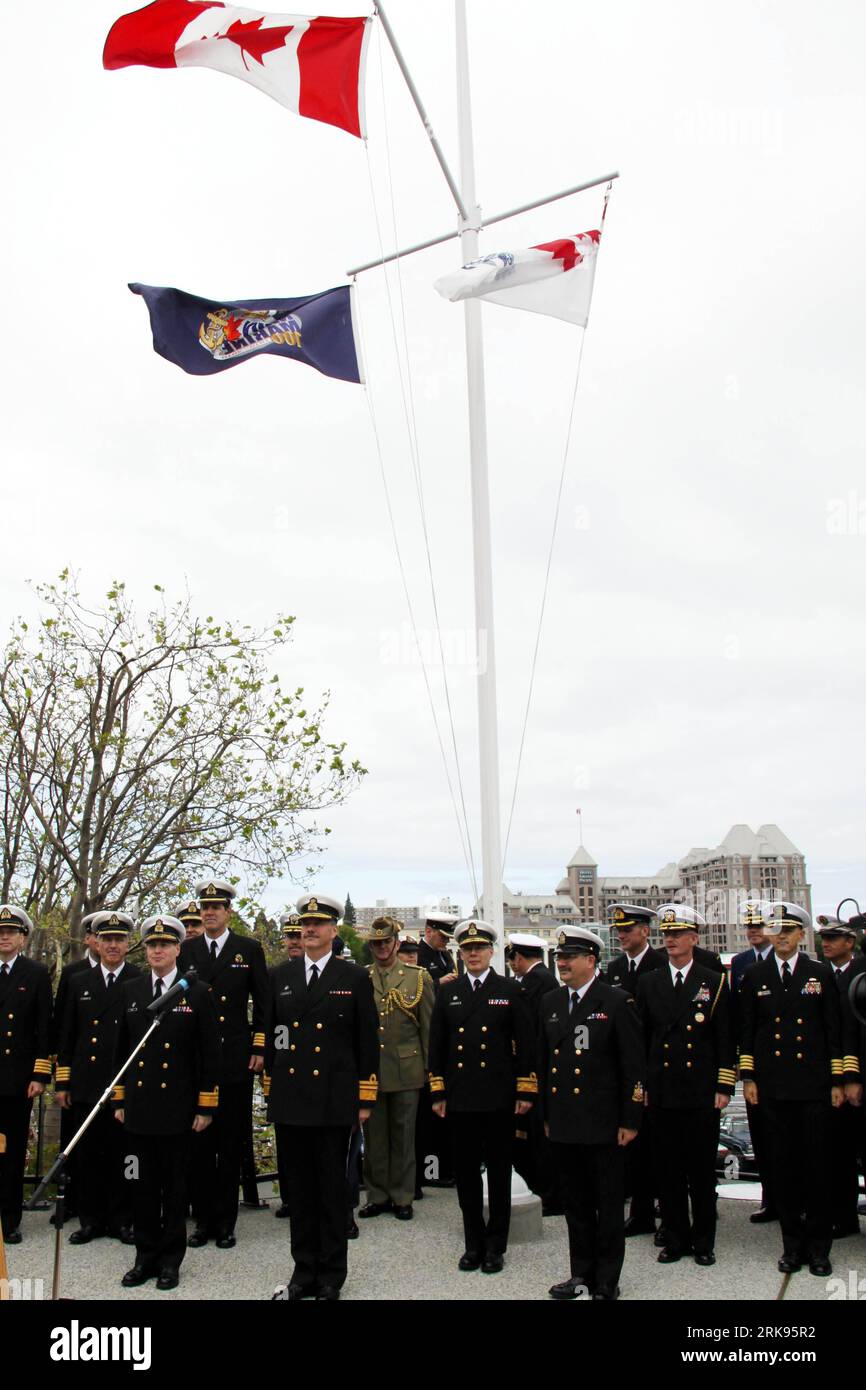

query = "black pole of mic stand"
[[27, 1010, 169, 1299]]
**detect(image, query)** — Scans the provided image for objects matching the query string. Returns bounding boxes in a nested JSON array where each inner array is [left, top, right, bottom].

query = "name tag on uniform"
[[280, 985, 292, 996], [757, 987, 771, 996], [81, 991, 91, 1001]]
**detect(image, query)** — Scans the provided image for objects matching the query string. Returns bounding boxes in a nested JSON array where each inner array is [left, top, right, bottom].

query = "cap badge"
[[662, 909, 677, 924], [308, 897, 319, 913], [0, 907, 12, 921], [558, 930, 567, 946], [613, 908, 625, 922]]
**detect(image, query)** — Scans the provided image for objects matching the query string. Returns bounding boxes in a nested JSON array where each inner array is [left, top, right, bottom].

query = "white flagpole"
[[455, 0, 504, 960]]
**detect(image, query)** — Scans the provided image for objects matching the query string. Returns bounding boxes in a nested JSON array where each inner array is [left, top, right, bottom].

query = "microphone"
[[147, 967, 198, 1015]]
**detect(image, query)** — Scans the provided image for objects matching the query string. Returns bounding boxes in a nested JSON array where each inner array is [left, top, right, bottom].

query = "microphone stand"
[[27, 1009, 170, 1300]]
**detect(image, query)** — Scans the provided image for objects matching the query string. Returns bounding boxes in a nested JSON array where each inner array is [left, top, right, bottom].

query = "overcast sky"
[[2, 2, 864, 920]]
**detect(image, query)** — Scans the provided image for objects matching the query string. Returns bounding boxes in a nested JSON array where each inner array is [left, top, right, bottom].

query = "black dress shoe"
[[187, 1227, 209, 1247], [777, 1255, 803, 1274], [593, 1285, 620, 1301], [358, 1201, 391, 1218], [657, 1248, 682, 1263], [215, 1233, 236, 1249], [392, 1204, 413, 1221], [115, 1226, 136, 1246], [272, 1282, 317, 1301], [549, 1277, 585, 1300], [809, 1259, 832, 1277], [157, 1270, 179, 1290], [694, 1252, 716, 1267], [347, 1219, 359, 1240], [69, 1225, 103, 1245], [749, 1207, 778, 1224], [274, 1203, 291, 1219], [121, 1265, 154, 1287], [316, 1285, 341, 1301], [653, 1228, 666, 1247], [624, 1217, 656, 1237], [458, 1251, 482, 1271], [481, 1254, 504, 1274], [3, 1229, 22, 1245]]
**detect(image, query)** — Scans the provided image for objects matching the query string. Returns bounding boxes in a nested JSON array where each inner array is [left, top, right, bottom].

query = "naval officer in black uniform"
[[0, 904, 52, 1244], [816, 913, 866, 1238], [739, 901, 845, 1276], [428, 919, 537, 1274], [55, 910, 141, 1244], [508, 932, 559, 1210], [605, 902, 668, 1236], [636, 903, 735, 1267], [540, 925, 646, 1300], [265, 892, 379, 1301], [181, 878, 269, 1249], [113, 915, 221, 1289]]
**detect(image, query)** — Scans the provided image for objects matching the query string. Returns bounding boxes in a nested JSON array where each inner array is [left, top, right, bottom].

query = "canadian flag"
[[104, 1, 371, 137], [434, 231, 601, 326]]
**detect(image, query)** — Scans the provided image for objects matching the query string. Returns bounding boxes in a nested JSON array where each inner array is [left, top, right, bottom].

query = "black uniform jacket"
[[739, 954, 845, 1100], [112, 974, 221, 1133], [180, 929, 269, 1084], [428, 968, 537, 1113], [56, 963, 142, 1105], [636, 962, 736, 1107], [417, 941, 456, 989], [839, 957, 866, 1082], [516, 962, 559, 1026], [51, 955, 97, 1053], [0, 954, 52, 1095], [264, 955, 379, 1126], [538, 979, 645, 1145], [607, 946, 668, 998]]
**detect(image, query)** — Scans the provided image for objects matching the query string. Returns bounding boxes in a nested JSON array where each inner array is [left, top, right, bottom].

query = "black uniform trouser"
[[624, 1119, 656, 1226], [72, 1102, 132, 1234], [128, 1130, 191, 1274], [651, 1105, 720, 1256], [763, 1098, 833, 1261], [191, 1075, 251, 1235], [512, 1100, 554, 1202], [450, 1109, 513, 1257], [552, 1140, 626, 1293], [277, 1123, 352, 1290], [829, 1100, 861, 1230], [416, 1081, 453, 1185], [745, 1097, 776, 1213], [0, 1094, 32, 1235]]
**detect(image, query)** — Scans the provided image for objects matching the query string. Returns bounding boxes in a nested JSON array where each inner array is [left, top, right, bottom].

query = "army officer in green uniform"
[[359, 916, 435, 1221]]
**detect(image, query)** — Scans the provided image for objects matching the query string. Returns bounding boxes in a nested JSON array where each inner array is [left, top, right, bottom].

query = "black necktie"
[[674, 971, 683, 995], [628, 959, 636, 979], [835, 967, 845, 991], [0, 963, 8, 977], [782, 961, 791, 990], [309, 963, 319, 985], [154, 978, 164, 1001], [107, 972, 116, 989], [570, 990, 578, 1015], [473, 977, 481, 991], [210, 940, 218, 962]]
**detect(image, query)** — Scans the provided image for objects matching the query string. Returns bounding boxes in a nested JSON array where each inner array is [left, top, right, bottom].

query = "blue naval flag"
[[129, 282, 363, 384]]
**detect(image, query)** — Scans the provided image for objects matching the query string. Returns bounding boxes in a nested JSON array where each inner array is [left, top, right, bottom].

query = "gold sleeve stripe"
[[112, 1086, 126, 1101], [252, 1032, 265, 1048], [739, 1055, 755, 1069], [429, 1075, 445, 1094], [33, 1059, 52, 1074], [198, 1092, 219, 1108], [843, 1056, 861, 1071], [55, 1067, 72, 1081], [831, 1060, 844, 1074], [359, 1076, 378, 1102], [516, 1075, 538, 1094]]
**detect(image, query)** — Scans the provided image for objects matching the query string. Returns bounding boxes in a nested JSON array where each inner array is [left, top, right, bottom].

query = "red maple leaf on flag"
[[219, 17, 294, 70], [223, 314, 243, 341]]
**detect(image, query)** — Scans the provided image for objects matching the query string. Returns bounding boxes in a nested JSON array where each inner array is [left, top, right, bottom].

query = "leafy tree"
[[338, 920, 367, 965], [0, 572, 365, 959], [343, 893, 356, 927]]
